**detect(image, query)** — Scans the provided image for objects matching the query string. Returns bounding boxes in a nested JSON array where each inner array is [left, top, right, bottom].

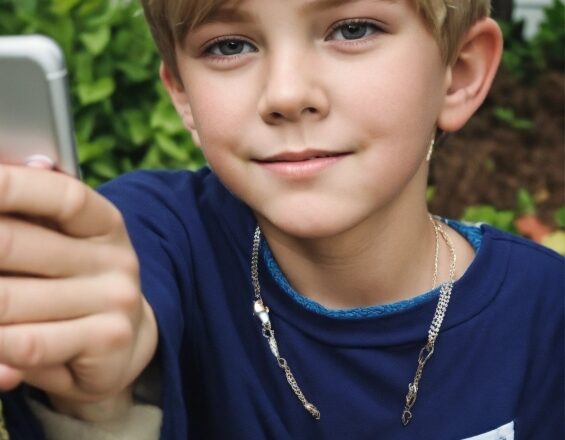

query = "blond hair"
[[141, 0, 491, 81]]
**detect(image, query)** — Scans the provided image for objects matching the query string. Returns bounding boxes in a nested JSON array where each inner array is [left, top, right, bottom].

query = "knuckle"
[[108, 247, 139, 276], [108, 276, 140, 312], [0, 222, 15, 263], [103, 317, 134, 350], [0, 167, 11, 203], [0, 283, 12, 322], [106, 205, 126, 233], [14, 332, 44, 368], [59, 182, 89, 221]]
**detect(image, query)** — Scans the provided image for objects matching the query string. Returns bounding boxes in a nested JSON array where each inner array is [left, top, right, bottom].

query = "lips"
[[257, 149, 348, 163], [254, 149, 350, 179]]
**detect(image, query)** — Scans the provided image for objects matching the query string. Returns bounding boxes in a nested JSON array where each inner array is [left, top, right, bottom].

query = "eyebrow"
[[301, 0, 397, 13], [195, 7, 254, 29]]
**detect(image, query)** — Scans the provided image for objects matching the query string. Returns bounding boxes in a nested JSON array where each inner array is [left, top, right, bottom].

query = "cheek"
[[186, 75, 256, 151], [331, 46, 445, 143]]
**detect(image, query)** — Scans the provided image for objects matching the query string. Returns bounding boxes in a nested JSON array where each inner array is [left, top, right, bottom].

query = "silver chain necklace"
[[251, 216, 457, 426]]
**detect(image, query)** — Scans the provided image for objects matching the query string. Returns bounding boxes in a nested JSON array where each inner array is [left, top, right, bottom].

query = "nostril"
[[304, 107, 317, 114]]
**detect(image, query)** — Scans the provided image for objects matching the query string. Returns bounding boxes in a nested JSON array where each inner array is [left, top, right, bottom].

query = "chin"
[[257, 204, 363, 240]]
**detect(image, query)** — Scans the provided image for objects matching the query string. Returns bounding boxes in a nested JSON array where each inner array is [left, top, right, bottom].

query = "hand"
[[0, 164, 158, 422]]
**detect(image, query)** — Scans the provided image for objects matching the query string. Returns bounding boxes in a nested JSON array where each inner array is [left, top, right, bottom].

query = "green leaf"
[[139, 146, 162, 169], [123, 109, 151, 145], [15, 0, 37, 14], [116, 61, 152, 82], [492, 107, 533, 130], [75, 112, 97, 143], [426, 186, 435, 203], [155, 132, 189, 162], [462, 205, 516, 233], [37, 16, 75, 56], [462, 205, 498, 224], [49, 0, 81, 15], [555, 206, 565, 229], [72, 51, 94, 84], [150, 100, 184, 135], [90, 158, 119, 179], [78, 136, 115, 163], [77, 77, 115, 105], [80, 0, 120, 28], [517, 188, 536, 215], [79, 26, 111, 55], [492, 211, 516, 232]]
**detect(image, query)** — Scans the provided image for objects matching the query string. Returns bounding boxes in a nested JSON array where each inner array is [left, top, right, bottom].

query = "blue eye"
[[206, 39, 256, 56], [327, 21, 380, 41]]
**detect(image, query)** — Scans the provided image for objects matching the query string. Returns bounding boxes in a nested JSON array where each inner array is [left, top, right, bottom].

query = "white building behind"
[[513, 0, 558, 38]]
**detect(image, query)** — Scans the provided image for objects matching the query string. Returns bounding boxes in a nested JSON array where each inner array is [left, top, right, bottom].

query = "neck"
[[258, 204, 441, 310]]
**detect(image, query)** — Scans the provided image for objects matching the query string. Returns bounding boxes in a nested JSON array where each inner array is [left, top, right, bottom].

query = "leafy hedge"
[[0, 0, 204, 187]]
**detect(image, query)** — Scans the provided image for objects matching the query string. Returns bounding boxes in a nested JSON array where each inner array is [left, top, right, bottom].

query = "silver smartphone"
[[0, 35, 80, 177]]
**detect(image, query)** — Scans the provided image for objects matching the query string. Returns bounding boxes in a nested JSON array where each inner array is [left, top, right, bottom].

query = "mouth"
[[253, 149, 351, 179], [256, 149, 350, 163]]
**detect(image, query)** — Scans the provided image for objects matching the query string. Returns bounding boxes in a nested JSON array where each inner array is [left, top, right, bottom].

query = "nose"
[[258, 50, 330, 125]]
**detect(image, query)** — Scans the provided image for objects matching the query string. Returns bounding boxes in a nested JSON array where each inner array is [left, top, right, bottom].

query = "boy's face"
[[167, 0, 452, 238]]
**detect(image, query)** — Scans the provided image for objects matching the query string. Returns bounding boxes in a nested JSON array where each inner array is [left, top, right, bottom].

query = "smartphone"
[[0, 35, 80, 177]]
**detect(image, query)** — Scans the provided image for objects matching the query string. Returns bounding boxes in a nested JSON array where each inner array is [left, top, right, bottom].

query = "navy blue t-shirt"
[[3, 168, 564, 439]]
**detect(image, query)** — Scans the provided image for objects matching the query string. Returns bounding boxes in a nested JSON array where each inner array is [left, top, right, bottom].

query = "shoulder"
[[478, 224, 563, 317], [98, 167, 212, 205], [96, 167, 254, 252], [481, 223, 564, 271]]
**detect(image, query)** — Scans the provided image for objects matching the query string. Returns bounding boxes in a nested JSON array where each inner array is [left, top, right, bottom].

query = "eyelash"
[[201, 19, 383, 60], [202, 35, 257, 60], [326, 19, 383, 43]]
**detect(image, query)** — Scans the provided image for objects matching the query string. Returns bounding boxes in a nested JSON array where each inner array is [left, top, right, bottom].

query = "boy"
[[0, 0, 563, 438]]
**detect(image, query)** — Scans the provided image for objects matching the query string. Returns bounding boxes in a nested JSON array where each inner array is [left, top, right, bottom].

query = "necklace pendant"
[[253, 300, 271, 325], [401, 409, 413, 426]]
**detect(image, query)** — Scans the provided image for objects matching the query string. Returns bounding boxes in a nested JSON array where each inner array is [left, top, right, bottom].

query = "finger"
[[24, 360, 126, 402], [0, 313, 134, 370], [0, 164, 123, 238], [0, 363, 24, 390], [23, 365, 84, 401], [0, 215, 131, 277], [0, 273, 137, 324]]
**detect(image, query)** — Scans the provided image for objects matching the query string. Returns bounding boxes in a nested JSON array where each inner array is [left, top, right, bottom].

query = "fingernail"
[[25, 155, 55, 170]]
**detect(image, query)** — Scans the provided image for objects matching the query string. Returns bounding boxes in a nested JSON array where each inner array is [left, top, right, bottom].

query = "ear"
[[160, 63, 202, 147], [437, 18, 503, 133]]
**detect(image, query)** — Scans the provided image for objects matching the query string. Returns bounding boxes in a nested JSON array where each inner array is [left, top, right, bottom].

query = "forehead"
[[187, 0, 401, 26]]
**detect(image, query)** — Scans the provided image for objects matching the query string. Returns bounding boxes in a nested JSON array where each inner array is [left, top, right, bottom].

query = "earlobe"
[[159, 63, 201, 146], [438, 18, 503, 133]]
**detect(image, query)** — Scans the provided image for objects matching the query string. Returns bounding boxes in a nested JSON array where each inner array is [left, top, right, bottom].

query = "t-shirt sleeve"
[[98, 171, 196, 439]]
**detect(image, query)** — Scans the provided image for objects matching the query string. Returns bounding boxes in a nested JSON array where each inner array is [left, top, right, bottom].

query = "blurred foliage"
[[463, 0, 565, 253], [462, 205, 517, 233], [492, 106, 533, 130], [462, 189, 565, 255], [0, 0, 204, 187], [499, 0, 564, 82]]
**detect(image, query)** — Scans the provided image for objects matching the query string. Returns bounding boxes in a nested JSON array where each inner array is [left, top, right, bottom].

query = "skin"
[[0, 164, 158, 421], [0, 0, 501, 423], [163, 0, 502, 308]]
